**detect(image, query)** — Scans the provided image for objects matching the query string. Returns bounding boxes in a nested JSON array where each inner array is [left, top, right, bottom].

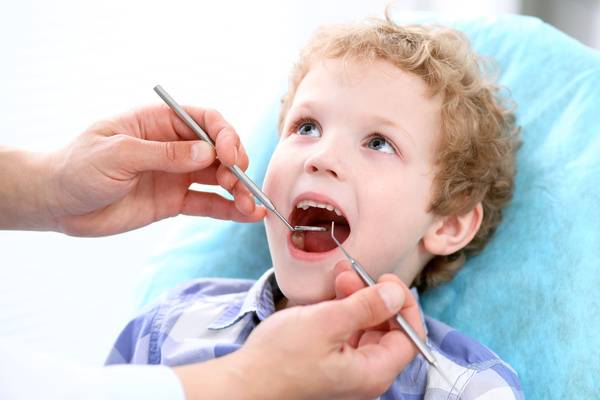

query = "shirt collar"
[[209, 268, 428, 336], [208, 268, 280, 330]]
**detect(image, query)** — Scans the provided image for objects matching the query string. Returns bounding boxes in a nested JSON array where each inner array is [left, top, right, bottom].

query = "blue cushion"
[[138, 15, 600, 399]]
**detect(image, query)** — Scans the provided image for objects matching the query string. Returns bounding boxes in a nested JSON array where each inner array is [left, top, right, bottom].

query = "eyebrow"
[[288, 102, 318, 118]]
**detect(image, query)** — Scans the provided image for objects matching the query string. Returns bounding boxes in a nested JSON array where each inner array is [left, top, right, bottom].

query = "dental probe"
[[330, 222, 453, 387], [154, 85, 324, 233]]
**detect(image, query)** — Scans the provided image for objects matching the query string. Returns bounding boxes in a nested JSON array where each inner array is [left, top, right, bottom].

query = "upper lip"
[[289, 192, 349, 225]]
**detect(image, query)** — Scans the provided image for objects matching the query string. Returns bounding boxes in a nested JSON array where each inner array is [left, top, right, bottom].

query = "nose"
[[303, 141, 343, 179]]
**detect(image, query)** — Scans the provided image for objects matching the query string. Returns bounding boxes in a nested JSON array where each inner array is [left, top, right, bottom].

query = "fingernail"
[[233, 147, 239, 166], [378, 283, 403, 311], [191, 142, 212, 162]]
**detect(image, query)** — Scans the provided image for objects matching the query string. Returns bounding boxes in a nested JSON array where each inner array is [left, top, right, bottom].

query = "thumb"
[[122, 137, 216, 173], [331, 282, 405, 336]]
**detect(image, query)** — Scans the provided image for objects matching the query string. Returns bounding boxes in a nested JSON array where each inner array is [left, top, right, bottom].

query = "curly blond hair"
[[279, 15, 519, 291]]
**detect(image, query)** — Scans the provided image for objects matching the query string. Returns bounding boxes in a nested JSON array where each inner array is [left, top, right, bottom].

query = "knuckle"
[[219, 169, 235, 190], [203, 108, 218, 130], [232, 180, 246, 197], [163, 141, 177, 162], [205, 107, 222, 121], [355, 291, 378, 323], [214, 126, 231, 145], [191, 193, 215, 218], [87, 119, 118, 135], [109, 133, 135, 153]]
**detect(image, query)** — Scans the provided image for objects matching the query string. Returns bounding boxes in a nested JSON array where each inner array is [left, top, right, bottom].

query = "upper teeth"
[[296, 200, 343, 216]]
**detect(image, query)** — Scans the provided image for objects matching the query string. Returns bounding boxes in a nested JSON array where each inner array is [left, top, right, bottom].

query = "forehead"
[[289, 58, 443, 159], [294, 57, 440, 111]]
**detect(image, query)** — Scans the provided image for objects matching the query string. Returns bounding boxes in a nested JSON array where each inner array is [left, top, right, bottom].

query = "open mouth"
[[289, 199, 351, 253]]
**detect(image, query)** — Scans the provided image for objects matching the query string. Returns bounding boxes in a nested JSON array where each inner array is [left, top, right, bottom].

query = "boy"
[[107, 16, 522, 399]]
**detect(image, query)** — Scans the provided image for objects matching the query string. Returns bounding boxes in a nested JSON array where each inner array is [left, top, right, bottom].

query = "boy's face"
[[263, 58, 443, 305]]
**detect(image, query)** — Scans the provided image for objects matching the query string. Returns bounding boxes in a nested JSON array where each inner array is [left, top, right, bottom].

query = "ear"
[[423, 203, 484, 256]]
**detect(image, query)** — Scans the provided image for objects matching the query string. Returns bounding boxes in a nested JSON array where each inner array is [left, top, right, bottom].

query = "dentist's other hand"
[[333, 260, 425, 368], [175, 276, 420, 400], [0, 105, 265, 236]]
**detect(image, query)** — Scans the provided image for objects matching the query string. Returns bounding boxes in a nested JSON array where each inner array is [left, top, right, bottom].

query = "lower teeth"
[[291, 231, 305, 251]]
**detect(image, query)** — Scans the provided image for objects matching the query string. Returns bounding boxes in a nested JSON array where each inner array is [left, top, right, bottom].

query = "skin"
[[1, 104, 424, 399], [265, 58, 435, 305], [175, 269, 423, 400], [264, 58, 483, 306], [0, 105, 265, 236]]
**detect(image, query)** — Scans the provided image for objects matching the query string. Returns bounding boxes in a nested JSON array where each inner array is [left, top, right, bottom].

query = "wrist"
[[172, 350, 284, 400], [228, 349, 282, 400], [172, 354, 246, 400], [0, 147, 57, 231]]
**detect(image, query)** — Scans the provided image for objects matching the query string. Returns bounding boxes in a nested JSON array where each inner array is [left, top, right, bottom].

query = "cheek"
[[262, 146, 289, 195], [355, 173, 432, 270], [263, 140, 309, 203], [368, 169, 432, 218]]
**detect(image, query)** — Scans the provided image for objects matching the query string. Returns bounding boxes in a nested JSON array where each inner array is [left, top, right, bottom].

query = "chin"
[[274, 267, 335, 306]]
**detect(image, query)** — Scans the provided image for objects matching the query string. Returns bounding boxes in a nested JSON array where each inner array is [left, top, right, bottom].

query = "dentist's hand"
[[191, 273, 422, 400], [333, 260, 425, 367], [0, 105, 265, 236]]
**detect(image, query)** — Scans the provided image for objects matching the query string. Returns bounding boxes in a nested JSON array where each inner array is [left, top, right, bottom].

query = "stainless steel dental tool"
[[154, 85, 324, 232], [330, 222, 453, 386]]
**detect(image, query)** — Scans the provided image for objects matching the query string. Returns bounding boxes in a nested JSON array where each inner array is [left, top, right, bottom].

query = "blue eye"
[[295, 121, 321, 137], [366, 136, 395, 154]]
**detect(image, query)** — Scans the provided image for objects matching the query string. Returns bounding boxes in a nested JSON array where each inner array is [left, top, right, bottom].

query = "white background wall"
[[1, 0, 591, 367], [523, 0, 600, 49]]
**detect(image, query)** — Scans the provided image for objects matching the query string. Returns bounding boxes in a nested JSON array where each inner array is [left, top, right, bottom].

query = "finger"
[[334, 267, 396, 333], [189, 162, 220, 185], [334, 261, 366, 299], [216, 163, 237, 192], [327, 282, 406, 338], [357, 330, 386, 347], [232, 180, 257, 215], [203, 109, 249, 170], [353, 329, 418, 394], [332, 262, 365, 347], [118, 135, 216, 174], [355, 312, 421, 381], [127, 105, 246, 168], [166, 104, 229, 143], [214, 127, 246, 168], [378, 274, 425, 339], [337, 278, 423, 396], [347, 330, 363, 349], [216, 163, 259, 216], [181, 190, 265, 222], [333, 260, 352, 277], [119, 105, 209, 142]]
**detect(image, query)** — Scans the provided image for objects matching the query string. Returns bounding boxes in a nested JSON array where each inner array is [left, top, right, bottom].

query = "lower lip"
[[286, 232, 340, 262]]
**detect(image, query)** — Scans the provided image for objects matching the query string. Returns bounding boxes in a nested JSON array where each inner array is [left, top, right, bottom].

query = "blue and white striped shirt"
[[106, 269, 523, 399]]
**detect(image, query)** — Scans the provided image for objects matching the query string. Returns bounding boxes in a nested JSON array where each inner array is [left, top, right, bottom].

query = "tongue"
[[304, 223, 350, 253]]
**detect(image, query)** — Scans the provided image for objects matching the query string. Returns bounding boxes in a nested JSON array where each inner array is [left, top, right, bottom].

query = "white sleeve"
[[0, 338, 185, 400]]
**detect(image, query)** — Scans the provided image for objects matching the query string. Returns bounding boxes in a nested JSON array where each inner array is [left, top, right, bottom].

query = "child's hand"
[[25, 105, 265, 236]]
